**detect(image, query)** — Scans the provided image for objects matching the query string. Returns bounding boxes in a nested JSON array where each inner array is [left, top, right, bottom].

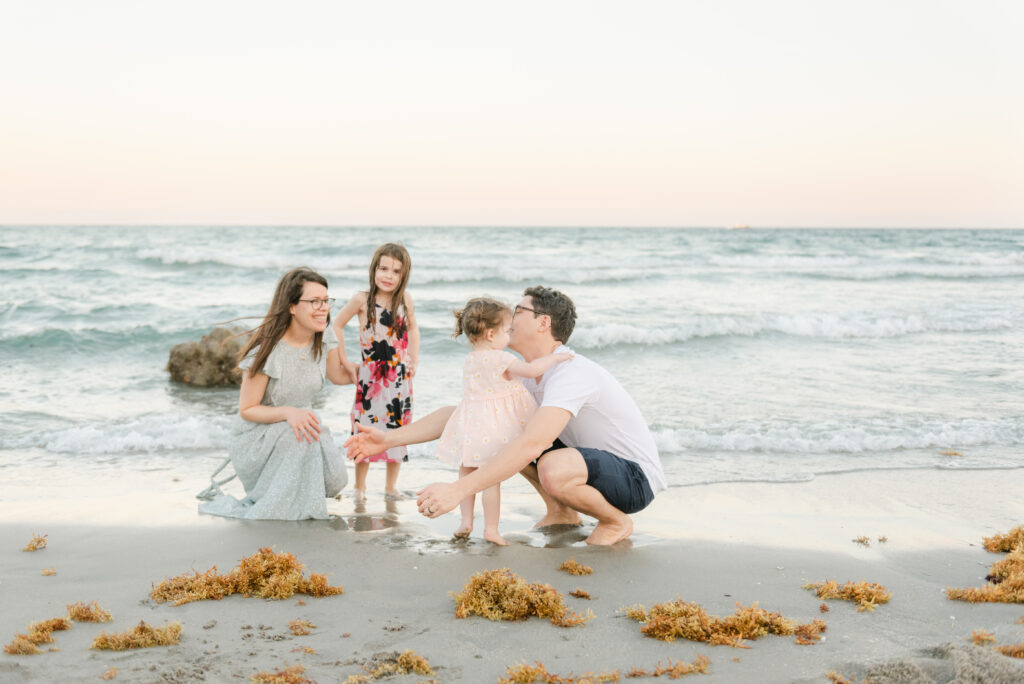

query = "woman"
[[198, 267, 353, 520]]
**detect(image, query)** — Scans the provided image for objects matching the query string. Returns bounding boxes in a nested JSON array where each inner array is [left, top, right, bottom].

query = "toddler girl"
[[435, 297, 572, 545], [333, 243, 419, 502]]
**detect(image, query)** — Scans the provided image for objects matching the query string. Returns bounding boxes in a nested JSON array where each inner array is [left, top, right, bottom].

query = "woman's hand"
[[417, 482, 460, 518], [285, 407, 321, 443], [344, 423, 388, 462], [406, 358, 417, 379]]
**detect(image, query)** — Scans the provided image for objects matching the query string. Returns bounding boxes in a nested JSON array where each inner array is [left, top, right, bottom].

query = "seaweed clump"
[[3, 616, 73, 655], [499, 662, 622, 683], [623, 599, 819, 648], [101, 668, 119, 680], [803, 580, 892, 611], [570, 589, 592, 600], [625, 655, 712, 678], [150, 548, 344, 606], [947, 542, 1024, 604], [970, 629, 996, 645], [983, 526, 1024, 553], [559, 557, 594, 576], [90, 621, 182, 650], [22, 534, 47, 552], [289, 619, 315, 636], [344, 650, 435, 682], [453, 568, 593, 628], [41, 567, 56, 576], [66, 601, 114, 622], [995, 642, 1024, 658], [251, 664, 313, 683]]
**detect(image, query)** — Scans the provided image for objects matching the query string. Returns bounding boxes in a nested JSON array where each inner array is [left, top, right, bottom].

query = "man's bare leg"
[[520, 462, 582, 528], [536, 449, 632, 545]]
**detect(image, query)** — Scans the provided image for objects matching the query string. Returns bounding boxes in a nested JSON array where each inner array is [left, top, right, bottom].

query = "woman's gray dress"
[[198, 337, 348, 520]]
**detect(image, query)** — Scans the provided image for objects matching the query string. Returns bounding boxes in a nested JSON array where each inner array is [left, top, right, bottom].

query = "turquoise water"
[[1, 226, 1022, 490]]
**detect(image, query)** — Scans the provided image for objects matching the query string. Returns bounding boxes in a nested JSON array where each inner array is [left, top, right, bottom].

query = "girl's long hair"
[[365, 243, 411, 330], [239, 267, 329, 376]]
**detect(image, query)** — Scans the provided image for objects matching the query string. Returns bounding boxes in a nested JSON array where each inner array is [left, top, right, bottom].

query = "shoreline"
[[2, 468, 1023, 682]]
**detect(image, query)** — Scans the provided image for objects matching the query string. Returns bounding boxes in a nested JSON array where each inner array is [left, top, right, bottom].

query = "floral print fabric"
[[351, 302, 412, 462]]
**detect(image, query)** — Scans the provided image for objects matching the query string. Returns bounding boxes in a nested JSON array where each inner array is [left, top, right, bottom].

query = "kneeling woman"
[[200, 267, 353, 520]]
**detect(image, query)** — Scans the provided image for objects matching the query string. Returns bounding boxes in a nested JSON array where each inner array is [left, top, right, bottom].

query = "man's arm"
[[416, 406, 572, 516], [344, 406, 456, 462]]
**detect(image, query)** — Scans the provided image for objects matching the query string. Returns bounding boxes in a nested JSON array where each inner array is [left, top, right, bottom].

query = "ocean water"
[[1, 226, 1022, 500]]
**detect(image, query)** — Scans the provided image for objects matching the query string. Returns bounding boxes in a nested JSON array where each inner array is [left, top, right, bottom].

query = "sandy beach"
[[2, 467, 1023, 683]]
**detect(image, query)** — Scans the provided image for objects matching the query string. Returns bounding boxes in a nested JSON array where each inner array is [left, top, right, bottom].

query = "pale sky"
[[1, 1, 1021, 227]]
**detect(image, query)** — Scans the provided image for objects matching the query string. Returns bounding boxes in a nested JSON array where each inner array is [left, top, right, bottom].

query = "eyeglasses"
[[299, 298, 335, 310], [513, 304, 543, 317]]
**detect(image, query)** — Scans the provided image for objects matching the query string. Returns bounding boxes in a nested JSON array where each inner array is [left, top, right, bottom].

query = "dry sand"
[[2, 468, 1023, 683]]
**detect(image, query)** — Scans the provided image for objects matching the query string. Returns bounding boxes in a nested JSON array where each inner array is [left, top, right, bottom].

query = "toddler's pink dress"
[[436, 350, 538, 466]]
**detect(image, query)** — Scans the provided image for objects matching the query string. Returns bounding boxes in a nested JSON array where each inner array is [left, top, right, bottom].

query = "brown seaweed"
[[803, 580, 891, 611], [559, 557, 594, 576], [101, 668, 119, 680], [66, 601, 114, 623], [500, 662, 623, 683], [969, 629, 996, 645], [852, 536, 870, 547], [983, 525, 1024, 553], [947, 543, 1024, 604], [625, 655, 712, 678], [623, 599, 820, 648], [453, 568, 594, 628], [3, 635, 42, 655], [344, 650, 435, 682], [251, 664, 313, 683], [288, 619, 315, 636], [995, 642, 1024, 658], [22, 534, 47, 552], [569, 589, 592, 600], [150, 548, 343, 606], [41, 566, 56, 576], [90, 621, 182, 650]]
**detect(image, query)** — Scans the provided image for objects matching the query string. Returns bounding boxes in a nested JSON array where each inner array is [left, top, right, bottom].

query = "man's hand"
[[416, 482, 461, 518], [344, 423, 388, 462]]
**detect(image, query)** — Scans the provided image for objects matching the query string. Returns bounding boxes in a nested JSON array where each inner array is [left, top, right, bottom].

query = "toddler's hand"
[[554, 352, 575, 363]]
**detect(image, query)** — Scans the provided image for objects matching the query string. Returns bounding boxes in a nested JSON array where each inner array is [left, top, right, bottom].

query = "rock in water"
[[167, 327, 248, 387]]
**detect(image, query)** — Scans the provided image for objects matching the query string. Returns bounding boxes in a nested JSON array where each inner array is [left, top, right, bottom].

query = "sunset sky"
[[1, 1, 1021, 227]]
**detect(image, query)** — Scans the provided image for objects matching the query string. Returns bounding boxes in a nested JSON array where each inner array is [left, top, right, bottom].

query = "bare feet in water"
[[384, 490, 405, 501], [484, 529, 509, 546], [353, 488, 367, 504], [534, 512, 583, 528], [586, 518, 633, 546], [452, 522, 472, 539]]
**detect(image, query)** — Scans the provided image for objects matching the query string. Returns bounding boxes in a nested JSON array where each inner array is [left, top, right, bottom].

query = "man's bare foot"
[[533, 512, 582, 528], [453, 522, 472, 539], [484, 529, 509, 546], [586, 517, 633, 546]]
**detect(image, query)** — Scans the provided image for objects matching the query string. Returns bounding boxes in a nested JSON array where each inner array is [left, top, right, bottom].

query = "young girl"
[[435, 297, 573, 545], [333, 243, 419, 502]]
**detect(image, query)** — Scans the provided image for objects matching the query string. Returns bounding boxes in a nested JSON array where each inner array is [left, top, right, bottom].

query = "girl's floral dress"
[[351, 301, 412, 462]]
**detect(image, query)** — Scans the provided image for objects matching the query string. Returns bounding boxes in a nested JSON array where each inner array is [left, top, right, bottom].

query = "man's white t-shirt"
[[522, 345, 667, 495]]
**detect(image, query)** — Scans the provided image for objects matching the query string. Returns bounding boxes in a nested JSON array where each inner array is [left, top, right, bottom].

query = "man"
[[346, 286, 666, 545]]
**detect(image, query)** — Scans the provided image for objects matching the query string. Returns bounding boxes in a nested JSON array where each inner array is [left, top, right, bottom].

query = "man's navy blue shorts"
[[538, 440, 654, 515]]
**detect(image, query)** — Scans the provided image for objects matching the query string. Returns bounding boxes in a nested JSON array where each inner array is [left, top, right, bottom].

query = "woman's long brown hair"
[[239, 267, 329, 376], [365, 243, 411, 329]]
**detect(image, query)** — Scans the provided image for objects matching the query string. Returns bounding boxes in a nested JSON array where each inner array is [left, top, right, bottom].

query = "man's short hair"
[[523, 286, 577, 343]]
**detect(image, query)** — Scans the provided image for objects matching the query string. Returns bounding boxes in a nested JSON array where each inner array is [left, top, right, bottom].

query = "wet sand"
[[2, 467, 1023, 682]]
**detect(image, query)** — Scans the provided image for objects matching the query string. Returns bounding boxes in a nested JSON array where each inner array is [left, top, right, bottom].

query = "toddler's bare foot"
[[484, 529, 509, 546], [453, 522, 473, 539], [384, 490, 405, 501], [353, 488, 367, 504]]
